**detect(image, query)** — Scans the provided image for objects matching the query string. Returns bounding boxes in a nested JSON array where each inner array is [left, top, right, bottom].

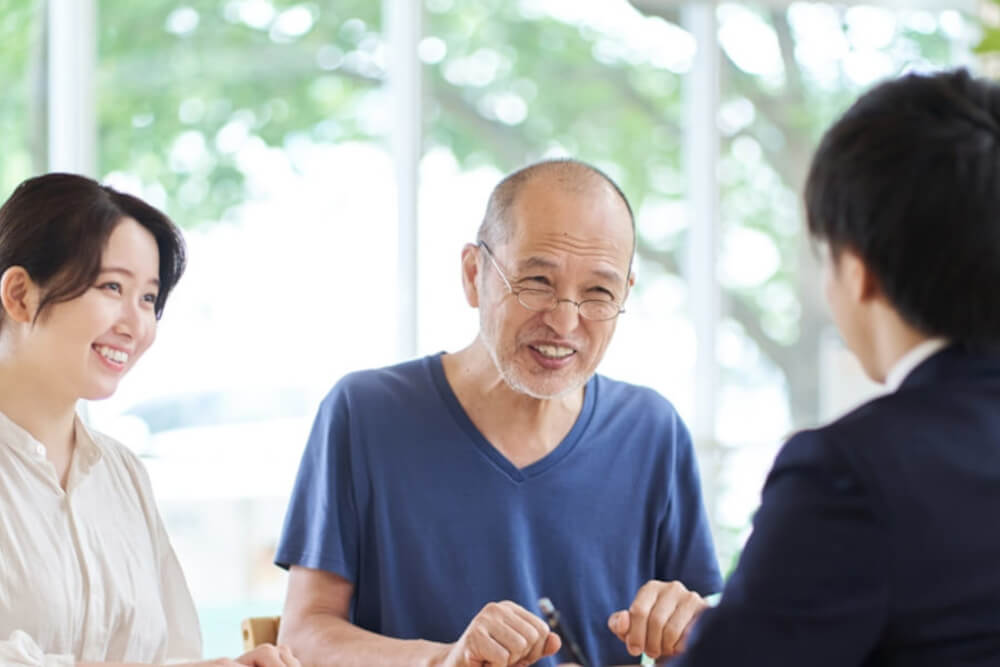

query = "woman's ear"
[[0, 266, 40, 324]]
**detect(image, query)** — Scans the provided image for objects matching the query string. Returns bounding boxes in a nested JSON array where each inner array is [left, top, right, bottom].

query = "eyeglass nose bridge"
[[541, 295, 583, 312], [516, 291, 588, 315]]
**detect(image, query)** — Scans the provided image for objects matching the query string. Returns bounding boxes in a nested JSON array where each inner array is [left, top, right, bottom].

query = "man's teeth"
[[96, 345, 128, 364], [535, 344, 574, 359]]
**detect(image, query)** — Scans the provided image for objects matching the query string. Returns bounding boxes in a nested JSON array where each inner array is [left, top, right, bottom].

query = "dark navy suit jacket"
[[674, 345, 1000, 666]]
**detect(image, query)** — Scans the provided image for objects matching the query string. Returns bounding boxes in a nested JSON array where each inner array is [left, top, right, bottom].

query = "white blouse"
[[0, 410, 202, 666]]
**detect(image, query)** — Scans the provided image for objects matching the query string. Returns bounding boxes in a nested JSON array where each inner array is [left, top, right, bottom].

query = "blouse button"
[[35, 444, 45, 457]]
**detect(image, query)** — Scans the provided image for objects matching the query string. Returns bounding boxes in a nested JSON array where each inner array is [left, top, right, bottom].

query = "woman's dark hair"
[[0, 172, 186, 329], [805, 68, 1000, 348]]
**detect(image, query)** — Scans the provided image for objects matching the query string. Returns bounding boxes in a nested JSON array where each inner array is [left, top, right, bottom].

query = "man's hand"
[[607, 580, 707, 660], [184, 643, 300, 667], [233, 643, 301, 667], [439, 601, 562, 666]]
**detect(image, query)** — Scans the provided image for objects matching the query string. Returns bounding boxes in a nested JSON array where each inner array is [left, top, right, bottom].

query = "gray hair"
[[476, 158, 636, 251]]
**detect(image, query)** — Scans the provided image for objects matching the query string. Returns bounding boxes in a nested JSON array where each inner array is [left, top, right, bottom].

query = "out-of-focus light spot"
[[939, 10, 966, 40], [216, 116, 253, 154], [170, 130, 208, 173], [479, 92, 528, 126], [418, 36, 447, 64], [720, 226, 780, 289], [340, 18, 366, 43], [843, 49, 895, 86], [178, 98, 205, 124], [165, 7, 199, 35], [718, 4, 783, 79], [846, 6, 896, 50], [270, 5, 315, 42], [317, 45, 344, 70], [903, 11, 938, 35], [718, 98, 755, 136], [226, 0, 274, 29], [443, 48, 506, 87]]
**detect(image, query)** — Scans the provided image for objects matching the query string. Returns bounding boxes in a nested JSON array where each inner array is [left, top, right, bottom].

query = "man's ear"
[[838, 248, 881, 304], [460, 243, 481, 308], [0, 266, 39, 324]]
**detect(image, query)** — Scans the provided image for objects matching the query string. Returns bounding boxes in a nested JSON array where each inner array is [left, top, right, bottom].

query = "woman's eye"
[[99, 282, 122, 294], [142, 293, 158, 305]]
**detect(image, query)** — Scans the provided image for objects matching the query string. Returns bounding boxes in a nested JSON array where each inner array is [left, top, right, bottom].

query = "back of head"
[[805, 68, 1000, 349], [477, 158, 635, 251], [0, 172, 186, 330]]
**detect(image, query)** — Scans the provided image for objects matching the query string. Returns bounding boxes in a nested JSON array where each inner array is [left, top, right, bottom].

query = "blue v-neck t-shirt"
[[276, 353, 722, 667]]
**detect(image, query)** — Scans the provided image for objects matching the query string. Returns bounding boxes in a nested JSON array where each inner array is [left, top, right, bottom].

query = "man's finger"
[[626, 582, 662, 656], [607, 609, 630, 640], [465, 630, 510, 667], [543, 631, 562, 657], [494, 610, 544, 663], [664, 594, 707, 655], [276, 644, 299, 667]]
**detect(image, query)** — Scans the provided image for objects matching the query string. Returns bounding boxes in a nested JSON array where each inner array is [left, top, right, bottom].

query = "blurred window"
[[0, 0, 42, 192], [92, 0, 390, 655], [48, 0, 975, 654]]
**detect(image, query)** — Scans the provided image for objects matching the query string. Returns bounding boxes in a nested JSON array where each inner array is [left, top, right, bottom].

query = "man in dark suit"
[[660, 69, 1000, 665]]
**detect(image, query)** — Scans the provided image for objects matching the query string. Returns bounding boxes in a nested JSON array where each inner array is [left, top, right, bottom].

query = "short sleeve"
[[275, 382, 362, 582], [673, 430, 888, 666], [656, 414, 723, 596]]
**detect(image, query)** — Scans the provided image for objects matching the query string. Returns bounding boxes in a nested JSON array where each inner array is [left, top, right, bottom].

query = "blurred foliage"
[[0, 0, 40, 196], [975, 0, 1000, 67], [3, 0, 966, 432]]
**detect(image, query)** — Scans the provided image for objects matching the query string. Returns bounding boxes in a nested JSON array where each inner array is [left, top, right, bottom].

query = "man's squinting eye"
[[589, 286, 617, 301], [522, 276, 552, 287]]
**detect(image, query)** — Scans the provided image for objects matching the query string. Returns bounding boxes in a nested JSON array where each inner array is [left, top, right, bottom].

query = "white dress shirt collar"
[[884, 338, 950, 392]]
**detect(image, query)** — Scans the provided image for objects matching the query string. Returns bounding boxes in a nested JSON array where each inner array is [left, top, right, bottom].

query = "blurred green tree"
[[11, 0, 963, 429]]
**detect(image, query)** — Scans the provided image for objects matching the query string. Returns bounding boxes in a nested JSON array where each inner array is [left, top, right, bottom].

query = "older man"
[[275, 159, 721, 666]]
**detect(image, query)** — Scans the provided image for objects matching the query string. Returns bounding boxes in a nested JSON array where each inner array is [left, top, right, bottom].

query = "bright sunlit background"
[[1, 0, 982, 655]]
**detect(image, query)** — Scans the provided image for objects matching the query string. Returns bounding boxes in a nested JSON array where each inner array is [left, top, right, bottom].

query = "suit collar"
[[885, 338, 950, 392], [899, 343, 1000, 391]]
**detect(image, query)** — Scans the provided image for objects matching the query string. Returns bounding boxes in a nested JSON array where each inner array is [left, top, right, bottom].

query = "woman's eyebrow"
[[99, 266, 160, 286]]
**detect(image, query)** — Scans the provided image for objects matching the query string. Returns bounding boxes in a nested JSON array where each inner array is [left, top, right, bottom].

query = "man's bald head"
[[476, 158, 636, 253]]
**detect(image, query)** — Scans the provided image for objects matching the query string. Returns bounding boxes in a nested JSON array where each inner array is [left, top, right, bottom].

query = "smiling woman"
[[0, 173, 297, 667]]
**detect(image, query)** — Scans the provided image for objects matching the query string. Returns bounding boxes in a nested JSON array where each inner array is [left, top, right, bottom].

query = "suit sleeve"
[[673, 430, 889, 666]]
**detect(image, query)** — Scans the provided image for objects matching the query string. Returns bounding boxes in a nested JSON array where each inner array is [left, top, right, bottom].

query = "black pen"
[[538, 596, 591, 667]]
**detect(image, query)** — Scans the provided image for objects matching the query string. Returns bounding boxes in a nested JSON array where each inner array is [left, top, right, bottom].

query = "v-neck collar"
[[428, 353, 598, 484]]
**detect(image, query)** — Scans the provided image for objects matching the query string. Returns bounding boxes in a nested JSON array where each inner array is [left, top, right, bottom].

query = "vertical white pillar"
[[683, 2, 720, 449], [48, 0, 97, 175], [683, 2, 721, 524], [49, 0, 97, 425], [384, 0, 423, 361]]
